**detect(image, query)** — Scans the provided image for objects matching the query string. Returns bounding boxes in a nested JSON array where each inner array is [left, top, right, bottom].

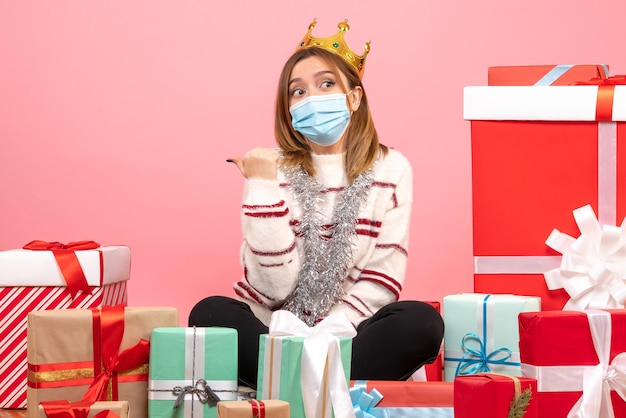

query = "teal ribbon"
[[453, 333, 518, 376], [444, 294, 521, 376]]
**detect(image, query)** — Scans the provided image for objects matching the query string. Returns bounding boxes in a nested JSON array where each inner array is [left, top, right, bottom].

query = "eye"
[[321, 80, 335, 89], [290, 87, 305, 97]]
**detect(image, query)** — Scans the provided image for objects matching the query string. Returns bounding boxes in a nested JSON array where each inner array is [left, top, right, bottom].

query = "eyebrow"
[[288, 70, 336, 88]]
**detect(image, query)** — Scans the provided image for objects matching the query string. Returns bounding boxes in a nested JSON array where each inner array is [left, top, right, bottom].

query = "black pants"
[[188, 296, 444, 388]]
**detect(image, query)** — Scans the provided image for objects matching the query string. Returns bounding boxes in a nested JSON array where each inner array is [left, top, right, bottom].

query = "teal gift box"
[[148, 327, 238, 418], [443, 293, 540, 381], [257, 311, 357, 417]]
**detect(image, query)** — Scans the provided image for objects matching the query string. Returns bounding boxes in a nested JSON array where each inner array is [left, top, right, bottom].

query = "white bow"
[[269, 310, 357, 418], [544, 204, 626, 310], [567, 311, 626, 418]]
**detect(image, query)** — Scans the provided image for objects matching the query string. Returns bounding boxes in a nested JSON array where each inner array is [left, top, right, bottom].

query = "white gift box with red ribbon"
[[0, 244, 130, 408]]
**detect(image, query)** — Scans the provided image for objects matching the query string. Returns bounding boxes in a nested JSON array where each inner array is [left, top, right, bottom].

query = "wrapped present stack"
[[452, 63, 626, 417], [0, 241, 130, 409]]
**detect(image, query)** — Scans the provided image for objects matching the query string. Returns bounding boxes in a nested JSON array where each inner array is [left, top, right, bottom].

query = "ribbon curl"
[[173, 379, 221, 408], [23, 240, 101, 299], [544, 204, 626, 310], [269, 310, 357, 418]]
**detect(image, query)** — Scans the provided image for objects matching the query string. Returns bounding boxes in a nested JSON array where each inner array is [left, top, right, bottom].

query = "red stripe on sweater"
[[236, 281, 273, 306], [234, 288, 271, 309], [244, 208, 290, 218], [359, 277, 400, 299], [356, 229, 379, 237], [242, 200, 285, 209], [375, 243, 408, 257], [357, 219, 382, 227], [249, 240, 296, 256], [360, 270, 402, 298], [339, 299, 367, 318], [348, 294, 375, 315]]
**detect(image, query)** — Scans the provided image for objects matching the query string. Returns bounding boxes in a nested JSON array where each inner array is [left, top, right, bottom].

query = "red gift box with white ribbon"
[[465, 78, 626, 310], [519, 309, 626, 417]]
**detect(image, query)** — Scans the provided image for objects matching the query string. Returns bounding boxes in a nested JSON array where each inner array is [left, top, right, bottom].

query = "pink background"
[[2, 1, 625, 324]]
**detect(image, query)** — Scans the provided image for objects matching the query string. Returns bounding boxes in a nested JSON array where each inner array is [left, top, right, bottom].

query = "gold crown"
[[296, 19, 371, 78]]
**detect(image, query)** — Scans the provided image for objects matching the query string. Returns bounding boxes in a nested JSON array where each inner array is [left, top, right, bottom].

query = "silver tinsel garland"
[[280, 164, 373, 326]]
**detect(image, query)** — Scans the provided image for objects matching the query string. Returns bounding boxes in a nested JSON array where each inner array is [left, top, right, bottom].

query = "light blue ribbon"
[[351, 382, 384, 418], [534, 64, 574, 85], [444, 294, 521, 376], [533, 64, 610, 86], [351, 381, 453, 418]]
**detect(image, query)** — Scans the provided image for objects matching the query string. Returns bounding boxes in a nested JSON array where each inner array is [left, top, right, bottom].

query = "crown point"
[[338, 20, 350, 32]]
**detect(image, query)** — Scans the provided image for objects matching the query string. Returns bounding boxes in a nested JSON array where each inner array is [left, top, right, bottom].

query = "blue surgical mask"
[[289, 93, 351, 146]]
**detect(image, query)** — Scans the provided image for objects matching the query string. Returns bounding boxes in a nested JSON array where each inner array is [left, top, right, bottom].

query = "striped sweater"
[[234, 148, 413, 327]]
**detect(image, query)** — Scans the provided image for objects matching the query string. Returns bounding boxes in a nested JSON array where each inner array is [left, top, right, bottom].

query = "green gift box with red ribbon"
[[27, 305, 179, 418]]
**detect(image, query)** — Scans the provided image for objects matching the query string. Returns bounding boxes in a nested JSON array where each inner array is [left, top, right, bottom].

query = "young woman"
[[189, 21, 444, 389]]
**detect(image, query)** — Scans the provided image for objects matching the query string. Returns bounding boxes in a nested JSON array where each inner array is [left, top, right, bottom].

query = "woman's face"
[[287, 55, 348, 107]]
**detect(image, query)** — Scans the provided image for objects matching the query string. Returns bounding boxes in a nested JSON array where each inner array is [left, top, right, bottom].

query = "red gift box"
[[465, 82, 626, 310], [350, 380, 453, 407], [409, 301, 443, 382], [0, 243, 130, 409], [519, 310, 626, 417], [488, 64, 608, 86], [454, 373, 537, 418]]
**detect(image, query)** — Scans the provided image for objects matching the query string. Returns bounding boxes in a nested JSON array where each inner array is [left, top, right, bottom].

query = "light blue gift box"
[[443, 293, 541, 381], [148, 327, 238, 418]]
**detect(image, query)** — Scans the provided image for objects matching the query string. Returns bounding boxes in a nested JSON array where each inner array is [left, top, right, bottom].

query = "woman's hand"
[[227, 147, 279, 180]]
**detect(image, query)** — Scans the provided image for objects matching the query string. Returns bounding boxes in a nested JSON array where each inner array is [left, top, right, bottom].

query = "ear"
[[348, 86, 363, 112]]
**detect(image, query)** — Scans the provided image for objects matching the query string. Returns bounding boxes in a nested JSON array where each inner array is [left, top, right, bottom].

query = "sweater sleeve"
[[236, 177, 302, 308], [328, 152, 413, 326]]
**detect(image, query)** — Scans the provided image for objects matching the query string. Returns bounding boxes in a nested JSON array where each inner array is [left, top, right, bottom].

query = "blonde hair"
[[274, 47, 387, 184]]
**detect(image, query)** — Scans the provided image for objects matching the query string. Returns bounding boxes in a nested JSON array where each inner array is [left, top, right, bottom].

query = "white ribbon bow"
[[567, 311, 626, 418], [269, 310, 357, 418], [544, 204, 626, 309]]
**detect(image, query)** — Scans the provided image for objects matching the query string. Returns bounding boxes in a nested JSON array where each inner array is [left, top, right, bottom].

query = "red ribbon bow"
[[41, 400, 120, 418], [81, 304, 150, 403], [23, 240, 101, 299], [575, 75, 626, 121]]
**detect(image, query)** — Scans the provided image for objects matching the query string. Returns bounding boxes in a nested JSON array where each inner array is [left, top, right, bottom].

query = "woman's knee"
[[188, 295, 241, 326]]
